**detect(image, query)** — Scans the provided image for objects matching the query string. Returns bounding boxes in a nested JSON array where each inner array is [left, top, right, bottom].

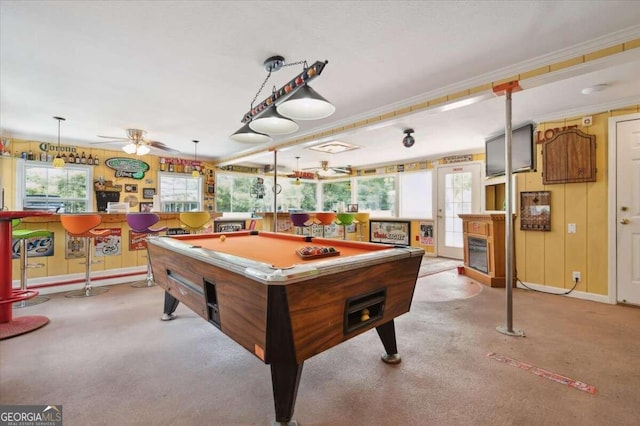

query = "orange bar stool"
[[127, 213, 167, 288], [60, 214, 109, 298], [355, 212, 370, 241], [314, 212, 336, 237], [11, 219, 52, 307], [179, 212, 212, 233]]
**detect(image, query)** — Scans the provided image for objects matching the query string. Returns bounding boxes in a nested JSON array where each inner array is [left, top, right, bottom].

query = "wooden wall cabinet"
[[459, 213, 514, 287], [542, 128, 596, 184]]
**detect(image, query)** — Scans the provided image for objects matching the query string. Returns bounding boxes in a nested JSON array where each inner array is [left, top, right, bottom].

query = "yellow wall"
[[515, 105, 640, 295], [1, 139, 215, 212]]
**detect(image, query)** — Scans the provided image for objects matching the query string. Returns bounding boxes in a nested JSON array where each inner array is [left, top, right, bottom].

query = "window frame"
[[17, 160, 94, 212], [157, 171, 203, 212]]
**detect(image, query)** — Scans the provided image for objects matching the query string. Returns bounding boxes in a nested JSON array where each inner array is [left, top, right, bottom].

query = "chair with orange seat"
[[314, 211, 336, 237], [126, 212, 167, 288], [179, 211, 212, 233], [60, 214, 109, 298], [11, 219, 52, 307]]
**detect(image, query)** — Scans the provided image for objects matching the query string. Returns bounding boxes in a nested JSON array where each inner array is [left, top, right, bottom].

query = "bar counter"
[[9, 212, 222, 291]]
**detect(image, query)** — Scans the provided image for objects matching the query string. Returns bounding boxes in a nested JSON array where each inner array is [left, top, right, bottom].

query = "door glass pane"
[[444, 172, 472, 248]]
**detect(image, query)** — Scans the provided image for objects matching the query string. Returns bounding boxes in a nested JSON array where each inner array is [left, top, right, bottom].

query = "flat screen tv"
[[485, 122, 536, 178]]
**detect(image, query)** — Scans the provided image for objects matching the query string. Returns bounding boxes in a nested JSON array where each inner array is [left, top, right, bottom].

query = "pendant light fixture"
[[191, 140, 200, 178], [277, 85, 336, 120], [52, 116, 66, 168], [248, 108, 298, 135], [230, 123, 272, 144], [231, 56, 333, 142], [294, 156, 301, 185]]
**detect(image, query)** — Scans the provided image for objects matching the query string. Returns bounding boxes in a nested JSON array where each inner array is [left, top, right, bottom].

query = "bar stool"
[[314, 212, 336, 237], [179, 212, 212, 233], [11, 219, 52, 308], [127, 213, 167, 288], [355, 212, 370, 241], [290, 212, 313, 235], [336, 212, 356, 240], [60, 214, 109, 298]]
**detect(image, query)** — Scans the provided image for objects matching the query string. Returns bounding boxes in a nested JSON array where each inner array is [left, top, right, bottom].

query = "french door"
[[436, 162, 482, 259]]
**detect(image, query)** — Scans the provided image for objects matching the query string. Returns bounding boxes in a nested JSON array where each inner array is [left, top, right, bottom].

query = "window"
[[215, 172, 263, 213], [399, 170, 433, 218], [322, 180, 351, 211], [277, 179, 317, 212], [158, 172, 202, 212], [355, 176, 396, 217], [20, 161, 92, 213], [215, 172, 318, 213]]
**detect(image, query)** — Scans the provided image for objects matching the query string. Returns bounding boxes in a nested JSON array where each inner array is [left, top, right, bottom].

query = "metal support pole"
[[273, 150, 278, 232], [497, 87, 524, 337]]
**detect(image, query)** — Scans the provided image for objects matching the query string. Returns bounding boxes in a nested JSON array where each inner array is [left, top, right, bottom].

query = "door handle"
[[620, 218, 630, 225]]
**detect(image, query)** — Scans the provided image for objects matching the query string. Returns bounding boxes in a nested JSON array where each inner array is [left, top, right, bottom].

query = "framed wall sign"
[[520, 191, 551, 231], [139, 202, 153, 212], [142, 188, 156, 199], [370, 220, 411, 246]]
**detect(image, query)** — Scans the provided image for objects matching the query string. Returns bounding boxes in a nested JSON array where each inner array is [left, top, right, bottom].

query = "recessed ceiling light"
[[308, 140, 360, 154], [581, 84, 609, 95]]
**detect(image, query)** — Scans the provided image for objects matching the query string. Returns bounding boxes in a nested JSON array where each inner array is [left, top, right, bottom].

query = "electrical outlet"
[[568, 223, 576, 234], [572, 271, 581, 282]]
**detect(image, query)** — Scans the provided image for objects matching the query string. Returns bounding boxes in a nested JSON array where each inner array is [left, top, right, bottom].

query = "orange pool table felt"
[[165, 230, 390, 269]]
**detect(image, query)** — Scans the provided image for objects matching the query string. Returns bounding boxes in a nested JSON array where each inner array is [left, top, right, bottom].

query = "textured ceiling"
[[2, 1, 640, 173]]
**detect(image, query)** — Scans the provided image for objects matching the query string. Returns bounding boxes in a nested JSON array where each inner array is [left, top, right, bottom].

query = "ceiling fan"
[[94, 129, 180, 155], [304, 160, 351, 177]]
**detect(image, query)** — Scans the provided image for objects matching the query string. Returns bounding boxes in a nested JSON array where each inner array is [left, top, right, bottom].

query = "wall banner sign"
[[105, 157, 150, 180], [442, 154, 473, 164]]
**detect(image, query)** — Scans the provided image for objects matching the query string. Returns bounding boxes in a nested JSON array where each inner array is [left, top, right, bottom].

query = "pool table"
[[146, 230, 424, 424]]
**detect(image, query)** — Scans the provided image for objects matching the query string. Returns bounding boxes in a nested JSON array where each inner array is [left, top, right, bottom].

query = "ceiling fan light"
[[123, 143, 137, 154], [230, 123, 272, 144], [277, 85, 335, 120], [136, 144, 150, 156], [248, 109, 299, 135]]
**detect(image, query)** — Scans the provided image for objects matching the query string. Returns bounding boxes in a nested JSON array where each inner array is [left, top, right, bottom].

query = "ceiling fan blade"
[[147, 141, 181, 154], [97, 135, 129, 140], [332, 167, 351, 174], [90, 140, 127, 145]]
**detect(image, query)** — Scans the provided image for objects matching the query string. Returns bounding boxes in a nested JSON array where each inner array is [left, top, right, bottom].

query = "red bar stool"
[[179, 212, 212, 233], [11, 219, 52, 307], [127, 213, 167, 288], [60, 214, 109, 298]]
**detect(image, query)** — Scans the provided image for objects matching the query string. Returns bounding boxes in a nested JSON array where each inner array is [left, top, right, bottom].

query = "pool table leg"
[[271, 361, 303, 425], [376, 320, 401, 364], [161, 291, 179, 321]]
